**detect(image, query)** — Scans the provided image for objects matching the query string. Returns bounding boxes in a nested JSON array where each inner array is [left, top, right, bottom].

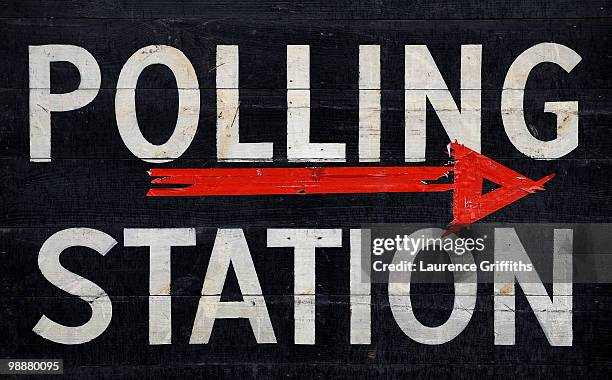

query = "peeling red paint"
[[147, 166, 453, 196], [449, 142, 554, 231], [148, 142, 554, 228]]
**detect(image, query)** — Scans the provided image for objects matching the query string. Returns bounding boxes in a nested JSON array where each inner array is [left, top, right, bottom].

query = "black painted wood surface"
[[1, 1, 611, 378]]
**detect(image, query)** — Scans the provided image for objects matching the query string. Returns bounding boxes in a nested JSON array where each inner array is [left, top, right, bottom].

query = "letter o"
[[116, 45, 200, 162]]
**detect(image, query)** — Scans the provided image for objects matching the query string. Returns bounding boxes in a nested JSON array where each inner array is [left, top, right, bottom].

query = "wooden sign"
[[1, 0, 611, 377]]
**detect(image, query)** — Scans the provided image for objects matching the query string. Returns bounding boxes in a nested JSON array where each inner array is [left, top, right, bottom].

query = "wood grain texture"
[[2, 0, 610, 20], [1, 18, 611, 90], [1, 0, 612, 378]]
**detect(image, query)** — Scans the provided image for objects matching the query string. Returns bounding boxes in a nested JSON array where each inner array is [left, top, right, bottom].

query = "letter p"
[[29, 45, 101, 162]]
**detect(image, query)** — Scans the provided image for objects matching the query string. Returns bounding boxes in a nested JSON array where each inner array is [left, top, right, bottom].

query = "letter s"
[[33, 228, 116, 344]]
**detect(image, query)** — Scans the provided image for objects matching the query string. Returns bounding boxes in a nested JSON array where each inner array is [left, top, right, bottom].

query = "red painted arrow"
[[147, 142, 554, 228]]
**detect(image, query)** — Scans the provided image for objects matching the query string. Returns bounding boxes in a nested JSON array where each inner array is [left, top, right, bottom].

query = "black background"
[[1, 1, 611, 378]]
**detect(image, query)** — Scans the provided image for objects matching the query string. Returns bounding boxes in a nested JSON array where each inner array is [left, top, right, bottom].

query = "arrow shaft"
[[146, 143, 554, 229], [148, 167, 453, 196]]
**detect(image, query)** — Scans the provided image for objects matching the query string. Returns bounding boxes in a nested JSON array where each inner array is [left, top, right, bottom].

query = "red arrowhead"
[[449, 142, 554, 231], [147, 142, 554, 229]]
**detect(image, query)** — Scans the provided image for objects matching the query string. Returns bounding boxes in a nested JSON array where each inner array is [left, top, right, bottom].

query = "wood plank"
[[3, 0, 611, 20]]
